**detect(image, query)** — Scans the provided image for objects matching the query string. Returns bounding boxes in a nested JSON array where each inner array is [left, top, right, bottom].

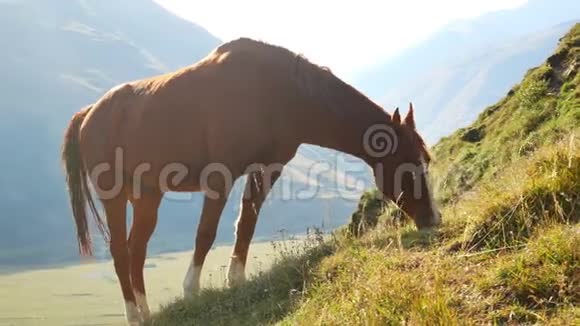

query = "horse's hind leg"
[[228, 169, 281, 287], [128, 190, 162, 320], [102, 196, 141, 325]]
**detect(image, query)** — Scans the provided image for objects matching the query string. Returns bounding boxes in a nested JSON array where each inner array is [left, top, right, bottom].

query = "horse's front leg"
[[228, 169, 281, 287]]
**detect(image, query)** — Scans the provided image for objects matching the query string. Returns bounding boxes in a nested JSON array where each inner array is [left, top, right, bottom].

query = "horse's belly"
[[127, 161, 205, 192], [166, 183, 202, 193]]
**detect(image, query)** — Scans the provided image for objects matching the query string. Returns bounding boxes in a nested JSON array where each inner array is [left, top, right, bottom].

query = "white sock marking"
[[183, 263, 202, 298], [124, 301, 142, 326], [135, 291, 150, 319], [227, 256, 246, 287]]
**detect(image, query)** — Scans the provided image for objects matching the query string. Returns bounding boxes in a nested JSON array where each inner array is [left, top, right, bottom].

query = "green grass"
[[150, 232, 334, 325], [431, 24, 580, 204], [460, 142, 579, 251], [275, 140, 578, 325], [478, 226, 579, 324], [149, 24, 580, 325]]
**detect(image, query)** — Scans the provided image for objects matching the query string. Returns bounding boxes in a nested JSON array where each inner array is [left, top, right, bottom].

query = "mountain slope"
[[0, 0, 364, 268], [150, 24, 580, 326], [431, 22, 580, 204], [0, 0, 222, 267], [354, 0, 579, 143]]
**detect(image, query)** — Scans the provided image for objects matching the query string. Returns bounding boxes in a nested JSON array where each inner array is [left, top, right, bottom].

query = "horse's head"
[[368, 103, 441, 229]]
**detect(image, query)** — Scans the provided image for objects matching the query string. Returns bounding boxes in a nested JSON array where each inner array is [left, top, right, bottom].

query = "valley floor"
[[0, 240, 291, 326]]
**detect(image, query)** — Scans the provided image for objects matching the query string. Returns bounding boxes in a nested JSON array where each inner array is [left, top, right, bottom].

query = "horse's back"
[[78, 47, 296, 192]]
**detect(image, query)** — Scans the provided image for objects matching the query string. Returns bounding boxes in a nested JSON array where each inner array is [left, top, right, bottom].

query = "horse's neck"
[[295, 87, 390, 165]]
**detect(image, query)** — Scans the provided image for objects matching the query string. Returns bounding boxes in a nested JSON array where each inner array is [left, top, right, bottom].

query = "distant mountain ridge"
[[354, 0, 579, 143]]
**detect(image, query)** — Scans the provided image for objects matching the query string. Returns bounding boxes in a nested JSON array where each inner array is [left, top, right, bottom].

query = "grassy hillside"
[[432, 23, 580, 203], [149, 24, 580, 325]]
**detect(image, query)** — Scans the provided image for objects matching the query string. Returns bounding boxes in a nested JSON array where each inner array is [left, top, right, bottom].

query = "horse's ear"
[[392, 107, 401, 124], [404, 102, 415, 129]]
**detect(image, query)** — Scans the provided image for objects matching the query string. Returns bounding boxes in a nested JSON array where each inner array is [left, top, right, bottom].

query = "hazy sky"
[[154, 0, 527, 78]]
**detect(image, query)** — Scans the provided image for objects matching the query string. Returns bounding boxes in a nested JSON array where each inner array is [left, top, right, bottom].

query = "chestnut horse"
[[62, 38, 440, 325]]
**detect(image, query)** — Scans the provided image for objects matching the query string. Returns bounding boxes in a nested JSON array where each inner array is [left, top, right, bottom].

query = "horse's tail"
[[61, 105, 106, 256]]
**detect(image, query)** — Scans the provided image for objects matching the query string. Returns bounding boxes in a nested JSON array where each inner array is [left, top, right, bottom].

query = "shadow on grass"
[[148, 240, 336, 326], [358, 222, 442, 253]]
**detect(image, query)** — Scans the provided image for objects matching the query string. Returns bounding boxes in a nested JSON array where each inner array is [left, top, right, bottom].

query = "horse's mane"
[[293, 56, 431, 161], [215, 38, 431, 160], [217, 38, 391, 122], [292, 52, 390, 122]]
